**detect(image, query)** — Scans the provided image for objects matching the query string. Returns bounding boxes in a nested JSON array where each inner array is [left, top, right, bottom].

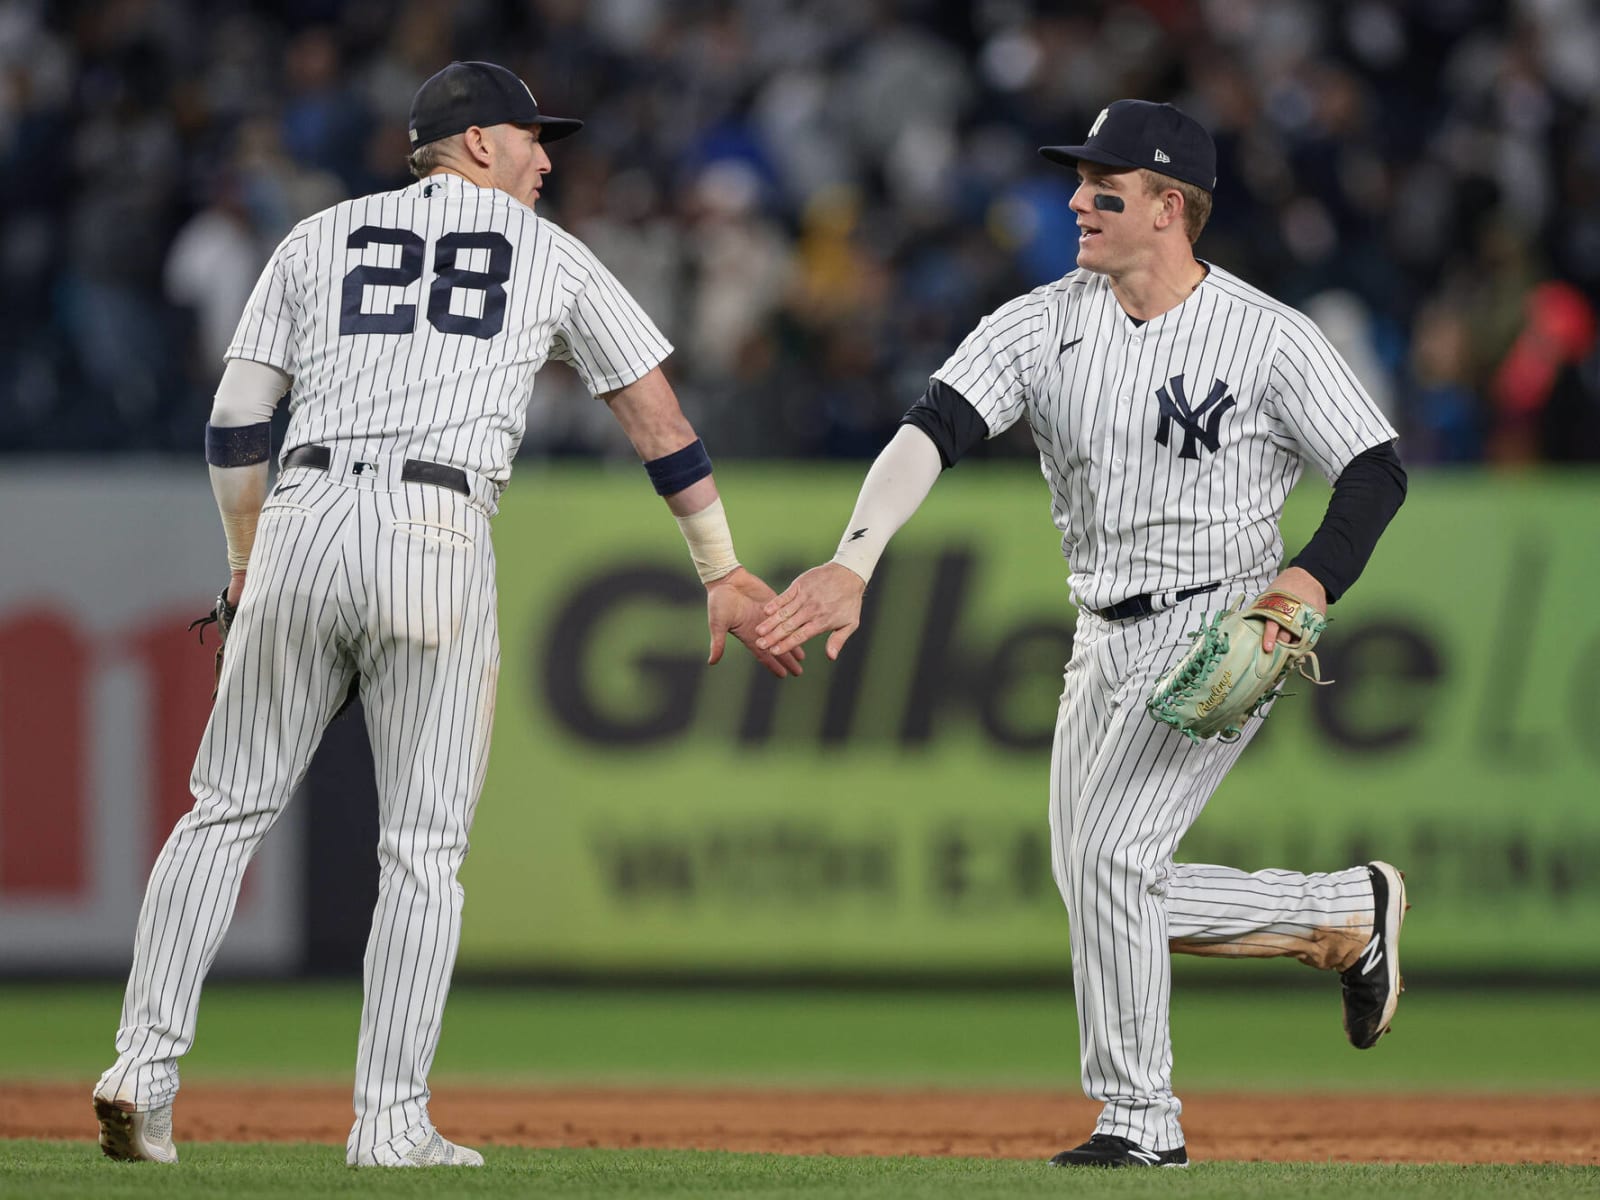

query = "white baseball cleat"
[[93, 1094, 178, 1163], [400, 1130, 485, 1167]]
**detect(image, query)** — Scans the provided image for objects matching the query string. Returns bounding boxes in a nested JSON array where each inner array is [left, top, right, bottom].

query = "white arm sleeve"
[[829, 425, 944, 586], [210, 358, 292, 427]]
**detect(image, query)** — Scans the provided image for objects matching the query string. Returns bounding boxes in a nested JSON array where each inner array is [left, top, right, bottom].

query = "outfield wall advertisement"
[[0, 467, 303, 972], [462, 466, 1600, 976]]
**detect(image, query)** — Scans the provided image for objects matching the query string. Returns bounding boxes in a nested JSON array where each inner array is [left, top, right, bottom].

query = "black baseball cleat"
[[1342, 861, 1408, 1049], [1048, 1133, 1188, 1168]]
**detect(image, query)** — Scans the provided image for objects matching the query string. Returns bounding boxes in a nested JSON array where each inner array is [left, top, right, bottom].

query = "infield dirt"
[[6, 1083, 1598, 1164]]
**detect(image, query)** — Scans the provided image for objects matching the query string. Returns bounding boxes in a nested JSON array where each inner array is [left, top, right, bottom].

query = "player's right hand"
[[755, 563, 866, 661], [706, 567, 806, 678]]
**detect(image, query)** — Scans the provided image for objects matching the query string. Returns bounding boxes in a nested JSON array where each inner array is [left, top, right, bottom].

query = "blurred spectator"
[[1305, 290, 1397, 423], [1, 0, 1598, 464], [165, 175, 267, 372], [1406, 299, 1483, 464], [1490, 281, 1598, 462]]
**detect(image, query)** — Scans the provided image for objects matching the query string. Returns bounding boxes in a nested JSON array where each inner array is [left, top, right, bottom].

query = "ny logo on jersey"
[[1153, 374, 1236, 460]]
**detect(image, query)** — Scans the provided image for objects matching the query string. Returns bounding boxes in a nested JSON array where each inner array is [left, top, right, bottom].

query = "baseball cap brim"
[[414, 114, 584, 148], [1038, 144, 1146, 172], [528, 115, 583, 143]]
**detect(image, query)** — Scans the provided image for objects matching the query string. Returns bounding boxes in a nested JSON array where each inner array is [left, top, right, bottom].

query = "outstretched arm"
[[604, 366, 804, 678], [755, 425, 944, 660]]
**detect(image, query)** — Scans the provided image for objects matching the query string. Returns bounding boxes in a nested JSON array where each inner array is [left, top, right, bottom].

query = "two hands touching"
[[752, 562, 866, 662], [705, 566, 809, 678], [706, 562, 866, 677]]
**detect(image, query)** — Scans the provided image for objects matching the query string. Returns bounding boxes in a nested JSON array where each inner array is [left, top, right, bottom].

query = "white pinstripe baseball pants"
[[1050, 586, 1374, 1152], [96, 463, 500, 1166]]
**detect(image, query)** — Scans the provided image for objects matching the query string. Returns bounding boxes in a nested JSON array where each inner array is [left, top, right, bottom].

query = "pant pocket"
[[377, 520, 474, 648]]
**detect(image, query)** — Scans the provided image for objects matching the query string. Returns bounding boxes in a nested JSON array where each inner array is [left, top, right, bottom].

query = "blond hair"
[[407, 139, 453, 179], [1142, 170, 1212, 243]]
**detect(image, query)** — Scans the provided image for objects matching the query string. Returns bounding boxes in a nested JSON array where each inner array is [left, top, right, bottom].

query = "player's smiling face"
[[1070, 164, 1140, 272]]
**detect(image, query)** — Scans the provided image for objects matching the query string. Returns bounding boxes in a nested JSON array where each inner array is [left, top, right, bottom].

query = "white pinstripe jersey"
[[226, 172, 671, 488], [933, 263, 1397, 612]]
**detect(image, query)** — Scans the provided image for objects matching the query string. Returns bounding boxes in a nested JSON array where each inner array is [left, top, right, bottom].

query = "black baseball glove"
[[188, 584, 237, 700]]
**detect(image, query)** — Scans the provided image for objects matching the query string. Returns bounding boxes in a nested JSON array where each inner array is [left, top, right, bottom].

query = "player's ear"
[[461, 126, 493, 169], [1158, 185, 1185, 233]]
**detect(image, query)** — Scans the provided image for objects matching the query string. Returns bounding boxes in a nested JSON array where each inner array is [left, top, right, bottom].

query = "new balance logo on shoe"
[[1358, 934, 1384, 976], [1342, 863, 1407, 1050], [1128, 1148, 1160, 1165]]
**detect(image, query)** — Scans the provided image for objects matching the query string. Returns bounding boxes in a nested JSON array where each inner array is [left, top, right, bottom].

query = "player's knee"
[[1065, 837, 1147, 892]]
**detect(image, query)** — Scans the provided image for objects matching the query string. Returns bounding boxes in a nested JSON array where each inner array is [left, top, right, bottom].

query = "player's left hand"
[[187, 579, 242, 702], [755, 562, 866, 661], [706, 567, 806, 678], [1257, 566, 1326, 652]]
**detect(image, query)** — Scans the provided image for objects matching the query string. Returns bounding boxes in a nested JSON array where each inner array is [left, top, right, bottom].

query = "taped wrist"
[[209, 460, 269, 573], [219, 509, 260, 572], [675, 497, 740, 583], [644, 438, 713, 496]]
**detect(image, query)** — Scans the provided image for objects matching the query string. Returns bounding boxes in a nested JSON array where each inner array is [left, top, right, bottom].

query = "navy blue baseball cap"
[[1040, 100, 1216, 193], [409, 61, 583, 150]]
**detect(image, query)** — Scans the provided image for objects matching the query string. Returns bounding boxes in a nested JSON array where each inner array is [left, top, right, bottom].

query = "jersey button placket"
[[1106, 337, 1145, 551]]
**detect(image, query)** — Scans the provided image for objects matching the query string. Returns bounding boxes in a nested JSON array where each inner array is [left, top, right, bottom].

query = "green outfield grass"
[[2, 982, 1597, 1090], [3, 1143, 1597, 1200]]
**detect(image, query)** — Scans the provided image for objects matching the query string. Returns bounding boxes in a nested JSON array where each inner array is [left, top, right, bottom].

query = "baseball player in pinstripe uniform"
[[92, 61, 802, 1168], [756, 101, 1409, 1167]]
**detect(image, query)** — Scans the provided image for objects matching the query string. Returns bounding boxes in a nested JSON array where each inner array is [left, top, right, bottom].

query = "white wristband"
[[675, 497, 741, 584]]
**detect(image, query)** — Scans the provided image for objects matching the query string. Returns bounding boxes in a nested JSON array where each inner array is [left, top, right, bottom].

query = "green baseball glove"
[[1146, 590, 1330, 743]]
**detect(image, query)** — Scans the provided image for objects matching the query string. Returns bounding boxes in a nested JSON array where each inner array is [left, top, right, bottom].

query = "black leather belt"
[[1091, 582, 1220, 622], [282, 444, 470, 497]]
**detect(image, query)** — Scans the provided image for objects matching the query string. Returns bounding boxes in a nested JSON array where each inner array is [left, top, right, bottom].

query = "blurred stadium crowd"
[[2, 0, 1599, 463]]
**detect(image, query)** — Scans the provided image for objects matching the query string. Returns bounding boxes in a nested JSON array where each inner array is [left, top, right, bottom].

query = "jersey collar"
[[1109, 259, 1212, 329], [415, 171, 482, 199]]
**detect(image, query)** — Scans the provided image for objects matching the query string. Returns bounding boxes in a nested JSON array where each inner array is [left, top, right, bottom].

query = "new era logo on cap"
[[1155, 149, 1170, 163]]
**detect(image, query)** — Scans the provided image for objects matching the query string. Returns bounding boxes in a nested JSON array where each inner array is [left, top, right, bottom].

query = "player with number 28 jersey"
[[93, 61, 801, 1170], [232, 171, 665, 493]]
